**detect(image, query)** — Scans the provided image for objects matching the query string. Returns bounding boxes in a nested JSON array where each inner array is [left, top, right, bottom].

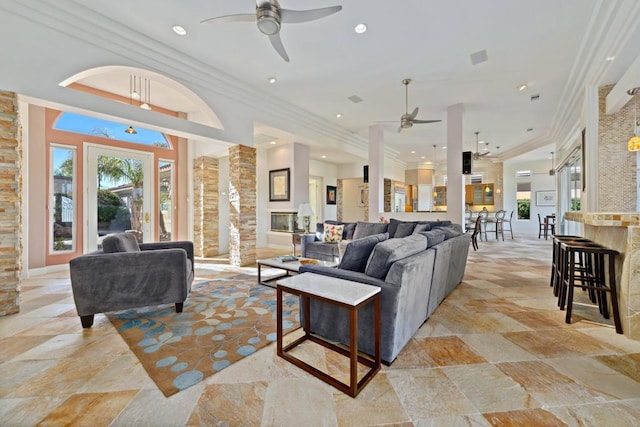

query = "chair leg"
[[80, 314, 94, 328], [175, 302, 184, 313]]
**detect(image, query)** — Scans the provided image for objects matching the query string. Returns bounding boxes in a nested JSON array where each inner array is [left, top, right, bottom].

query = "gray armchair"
[[69, 233, 194, 328]]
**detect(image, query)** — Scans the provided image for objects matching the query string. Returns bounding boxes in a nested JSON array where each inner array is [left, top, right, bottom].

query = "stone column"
[[0, 91, 21, 317], [193, 156, 218, 257], [229, 145, 256, 267]]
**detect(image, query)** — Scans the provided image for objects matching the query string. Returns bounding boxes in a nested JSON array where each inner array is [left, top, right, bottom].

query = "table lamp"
[[297, 203, 314, 234]]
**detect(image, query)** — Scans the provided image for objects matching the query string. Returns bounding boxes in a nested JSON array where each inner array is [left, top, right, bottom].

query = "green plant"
[[571, 198, 581, 211], [517, 198, 530, 220]]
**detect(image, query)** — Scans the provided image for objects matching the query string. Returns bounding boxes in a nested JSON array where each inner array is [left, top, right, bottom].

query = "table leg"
[[276, 286, 283, 357], [350, 306, 358, 397]]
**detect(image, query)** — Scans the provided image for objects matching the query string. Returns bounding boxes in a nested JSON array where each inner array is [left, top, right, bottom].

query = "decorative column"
[[446, 103, 465, 226], [193, 156, 218, 257], [229, 145, 256, 266], [0, 91, 21, 317]]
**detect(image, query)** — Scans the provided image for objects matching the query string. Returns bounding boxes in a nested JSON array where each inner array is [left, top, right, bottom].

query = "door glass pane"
[[51, 146, 75, 252], [159, 161, 174, 241], [97, 155, 144, 245]]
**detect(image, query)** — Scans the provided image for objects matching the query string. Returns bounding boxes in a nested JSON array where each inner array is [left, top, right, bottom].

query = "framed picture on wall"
[[536, 190, 556, 206], [326, 185, 336, 204], [269, 168, 290, 201]]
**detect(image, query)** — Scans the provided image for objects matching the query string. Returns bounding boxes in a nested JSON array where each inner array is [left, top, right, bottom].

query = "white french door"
[[85, 144, 154, 251]]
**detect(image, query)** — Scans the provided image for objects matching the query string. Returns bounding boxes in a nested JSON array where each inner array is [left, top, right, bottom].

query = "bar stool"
[[559, 240, 622, 334], [550, 235, 593, 298]]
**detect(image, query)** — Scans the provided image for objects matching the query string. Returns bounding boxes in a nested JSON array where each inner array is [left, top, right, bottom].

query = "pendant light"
[[628, 87, 640, 152], [125, 74, 138, 135], [549, 152, 555, 176]]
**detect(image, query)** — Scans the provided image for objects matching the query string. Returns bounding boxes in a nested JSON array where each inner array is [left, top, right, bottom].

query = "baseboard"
[[26, 264, 69, 278]]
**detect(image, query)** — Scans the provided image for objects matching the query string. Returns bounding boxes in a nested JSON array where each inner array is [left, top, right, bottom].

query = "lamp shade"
[[298, 203, 314, 217]]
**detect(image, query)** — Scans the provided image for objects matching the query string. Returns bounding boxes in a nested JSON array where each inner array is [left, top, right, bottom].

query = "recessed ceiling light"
[[321, 155, 327, 159], [172, 25, 187, 36], [517, 83, 528, 91], [442, 146, 447, 149], [411, 151, 416, 154], [421, 156, 425, 159], [268, 77, 277, 84], [269, 141, 277, 145], [354, 23, 368, 34], [606, 56, 615, 61], [425, 161, 433, 165], [336, 113, 342, 118]]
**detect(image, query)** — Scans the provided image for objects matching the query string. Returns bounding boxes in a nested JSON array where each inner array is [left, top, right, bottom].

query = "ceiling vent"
[[348, 95, 363, 103], [470, 49, 488, 65], [530, 94, 540, 101]]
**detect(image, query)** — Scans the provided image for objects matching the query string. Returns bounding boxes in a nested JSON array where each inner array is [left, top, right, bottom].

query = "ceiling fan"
[[200, 0, 343, 62], [473, 131, 491, 160], [376, 79, 441, 132]]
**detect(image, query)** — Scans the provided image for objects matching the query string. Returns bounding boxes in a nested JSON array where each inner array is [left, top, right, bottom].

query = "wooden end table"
[[276, 273, 381, 398]]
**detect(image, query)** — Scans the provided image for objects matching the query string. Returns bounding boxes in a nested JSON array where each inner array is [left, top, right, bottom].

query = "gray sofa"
[[300, 218, 453, 262], [299, 223, 470, 363], [69, 233, 194, 328]]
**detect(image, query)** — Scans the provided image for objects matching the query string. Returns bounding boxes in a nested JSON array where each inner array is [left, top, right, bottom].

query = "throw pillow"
[[343, 222, 357, 240], [413, 222, 431, 234], [323, 223, 344, 242], [393, 222, 417, 238], [418, 229, 446, 248], [338, 232, 389, 272], [364, 234, 427, 279], [102, 233, 141, 253]]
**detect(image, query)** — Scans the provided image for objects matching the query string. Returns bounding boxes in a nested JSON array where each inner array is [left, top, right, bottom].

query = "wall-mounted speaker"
[[363, 165, 369, 183], [462, 151, 472, 175]]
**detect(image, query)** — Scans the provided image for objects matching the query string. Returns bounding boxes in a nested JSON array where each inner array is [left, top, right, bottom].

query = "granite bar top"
[[564, 211, 640, 227]]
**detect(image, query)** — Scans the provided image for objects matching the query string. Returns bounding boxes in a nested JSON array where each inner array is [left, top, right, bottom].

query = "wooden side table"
[[291, 232, 313, 256], [276, 273, 381, 398]]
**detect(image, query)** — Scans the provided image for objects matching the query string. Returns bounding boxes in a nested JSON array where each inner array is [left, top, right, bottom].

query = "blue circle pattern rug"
[[107, 274, 299, 396]]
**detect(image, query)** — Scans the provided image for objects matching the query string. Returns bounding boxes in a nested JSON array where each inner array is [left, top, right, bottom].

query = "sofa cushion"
[[418, 229, 446, 248], [352, 221, 389, 240], [440, 224, 463, 239], [323, 223, 344, 242], [339, 232, 389, 272], [386, 218, 403, 238], [393, 222, 417, 238], [305, 241, 339, 259], [364, 234, 427, 279], [102, 233, 140, 253]]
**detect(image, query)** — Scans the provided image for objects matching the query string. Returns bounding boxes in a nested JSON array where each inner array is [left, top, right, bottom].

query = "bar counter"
[[564, 212, 640, 340]]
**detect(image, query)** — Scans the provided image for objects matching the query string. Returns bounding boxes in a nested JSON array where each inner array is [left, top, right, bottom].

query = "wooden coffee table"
[[276, 272, 381, 398], [257, 257, 336, 287]]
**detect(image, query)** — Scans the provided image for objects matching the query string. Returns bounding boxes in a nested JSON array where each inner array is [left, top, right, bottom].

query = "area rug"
[[107, 274, 299, 396]]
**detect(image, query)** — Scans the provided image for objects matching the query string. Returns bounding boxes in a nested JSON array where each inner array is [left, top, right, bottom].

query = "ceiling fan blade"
[[268, 33, 290, 62], [412, 119, 442, 124], [480, 152, 491, 157], [200, 13, 256, 24], [280, 6, 343, 24], [409, 107, 419, 120]]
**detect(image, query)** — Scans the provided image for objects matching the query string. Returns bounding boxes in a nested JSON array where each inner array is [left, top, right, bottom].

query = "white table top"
[[258, 257, 337, 272], [277, 273, 380, 306]]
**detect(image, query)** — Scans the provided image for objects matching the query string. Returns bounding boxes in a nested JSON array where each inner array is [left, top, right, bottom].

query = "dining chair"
[[538, 213, 555, 239], [501, 210, 514, 239], [471, 216, 482, 251], [478, 209, 489, 241]]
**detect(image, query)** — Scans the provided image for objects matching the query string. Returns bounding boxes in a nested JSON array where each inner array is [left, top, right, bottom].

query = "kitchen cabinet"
[[465, 184, 494, 205]]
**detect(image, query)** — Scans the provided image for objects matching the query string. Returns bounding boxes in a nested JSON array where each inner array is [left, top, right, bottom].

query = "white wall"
[[310, 159, 338, 221], [503, 159, 557, 237], [342, 178, 367, 222]]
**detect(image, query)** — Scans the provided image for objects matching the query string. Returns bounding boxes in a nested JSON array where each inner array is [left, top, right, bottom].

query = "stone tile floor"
[[2, 236, 640, 426]]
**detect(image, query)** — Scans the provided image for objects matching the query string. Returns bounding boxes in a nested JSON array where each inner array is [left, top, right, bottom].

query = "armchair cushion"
[[352, 221, 388, 240], [102, 233, 140, 253], [418, 229, 446, 247]]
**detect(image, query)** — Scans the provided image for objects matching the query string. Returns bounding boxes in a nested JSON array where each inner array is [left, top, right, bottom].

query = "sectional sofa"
[[299, 220, 470, 363]]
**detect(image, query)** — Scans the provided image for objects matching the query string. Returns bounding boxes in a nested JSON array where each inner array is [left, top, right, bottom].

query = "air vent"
[[348, 95, 363, 103], [516, 170, 531, 177], [526, 128, 534, 132], [530, 94, 540, 101], [470, 175, 483, 184], [470, 49, 488, 65]]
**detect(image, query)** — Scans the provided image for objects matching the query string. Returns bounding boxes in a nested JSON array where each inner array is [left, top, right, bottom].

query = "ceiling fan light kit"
[[201, 0, 343, 62]]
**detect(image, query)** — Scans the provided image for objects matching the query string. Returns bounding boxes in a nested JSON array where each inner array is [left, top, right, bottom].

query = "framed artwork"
[[536, 190, 556, 206], [326, 185, 336, 205], [269, 168, 290, 201]]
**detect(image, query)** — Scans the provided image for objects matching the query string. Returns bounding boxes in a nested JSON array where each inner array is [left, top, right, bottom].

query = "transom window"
[[54, 112, 171, 148]]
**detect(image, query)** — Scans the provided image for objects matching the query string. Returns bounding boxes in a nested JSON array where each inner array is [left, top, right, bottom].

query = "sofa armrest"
[[139, 241, 194, 272], [300, 234, 319, 258]]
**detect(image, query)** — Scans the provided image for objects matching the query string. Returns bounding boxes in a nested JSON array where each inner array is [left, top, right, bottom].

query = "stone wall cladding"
[[0, 91, 21, 316], [598, 84, 638, 211], [193, 156, 219, 257], [229, 145, 256, 266]]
